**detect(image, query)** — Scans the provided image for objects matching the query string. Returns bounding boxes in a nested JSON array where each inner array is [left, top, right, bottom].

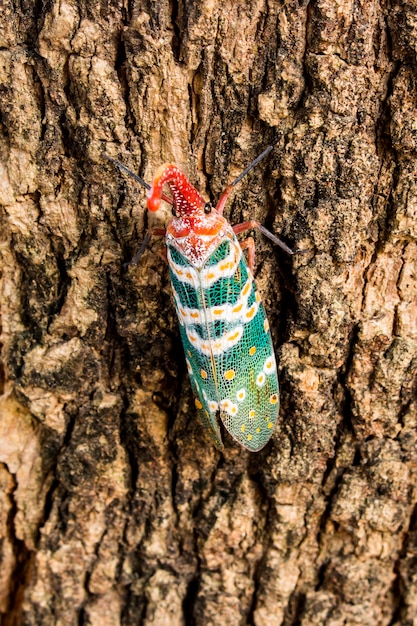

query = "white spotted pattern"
[[167, 238, 242, 287], [172, 275, 259, 327]]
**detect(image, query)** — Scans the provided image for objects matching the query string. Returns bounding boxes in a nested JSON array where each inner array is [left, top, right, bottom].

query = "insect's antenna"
[[103, 154, 150, 189], [103, 153, 173, 205], [215, 145, 274, 214], [230, 145, 274, 188]]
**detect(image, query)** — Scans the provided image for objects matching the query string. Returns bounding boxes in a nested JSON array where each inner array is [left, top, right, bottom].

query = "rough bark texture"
[[0, 0, 416, 625]]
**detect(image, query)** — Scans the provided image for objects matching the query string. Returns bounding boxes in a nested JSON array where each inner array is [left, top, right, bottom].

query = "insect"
[[104, 147, 296, 451]]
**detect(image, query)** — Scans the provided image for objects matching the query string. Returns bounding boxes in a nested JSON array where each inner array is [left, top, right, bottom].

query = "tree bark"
[[1, 0, 416, 625]]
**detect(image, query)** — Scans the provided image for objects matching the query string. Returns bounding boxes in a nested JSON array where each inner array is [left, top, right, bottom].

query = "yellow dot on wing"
[[247, 434, 253, 441], [195, 398, 203, 409], [249, 346, 256, 356], [242, 282, 251, 296], [241, 424, 246, 432], [224, 369, 236, 381], [236, 389, 246, 401], [270, 393, 278, 404], [249, 409, 255, 418], [245, 304, 256, 319], [264, 356, 276, 373], [256, 427, 261, 433], [201, 369, 208, 379], [256, 372, 266, 387], [267, 422, 273, 429]]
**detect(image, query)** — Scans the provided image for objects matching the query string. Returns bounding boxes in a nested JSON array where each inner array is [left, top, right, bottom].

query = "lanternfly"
[[105, 147, 297, 451]]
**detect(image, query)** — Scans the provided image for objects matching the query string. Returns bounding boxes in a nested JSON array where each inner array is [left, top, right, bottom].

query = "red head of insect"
[[147, 164, 209, 217]]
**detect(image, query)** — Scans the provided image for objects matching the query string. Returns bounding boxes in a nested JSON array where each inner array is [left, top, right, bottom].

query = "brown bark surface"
[[1, 1, 416, 625]]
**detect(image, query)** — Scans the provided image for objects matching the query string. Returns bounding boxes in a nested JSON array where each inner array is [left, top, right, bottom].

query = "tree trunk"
[[1, 1, 416, 625]]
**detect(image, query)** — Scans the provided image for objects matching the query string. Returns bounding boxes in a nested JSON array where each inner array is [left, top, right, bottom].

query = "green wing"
[[168, 234, 279, 452]]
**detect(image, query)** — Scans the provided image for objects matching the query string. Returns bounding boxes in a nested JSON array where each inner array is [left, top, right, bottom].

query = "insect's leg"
[[233, 220, 296, 255], [215, 184, 233, 215], [126, 227, 166, 267], [239, 237, 255, 273]]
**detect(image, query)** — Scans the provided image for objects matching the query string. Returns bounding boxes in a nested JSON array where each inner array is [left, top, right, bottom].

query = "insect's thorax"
[[166, 212, 233, 267]]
